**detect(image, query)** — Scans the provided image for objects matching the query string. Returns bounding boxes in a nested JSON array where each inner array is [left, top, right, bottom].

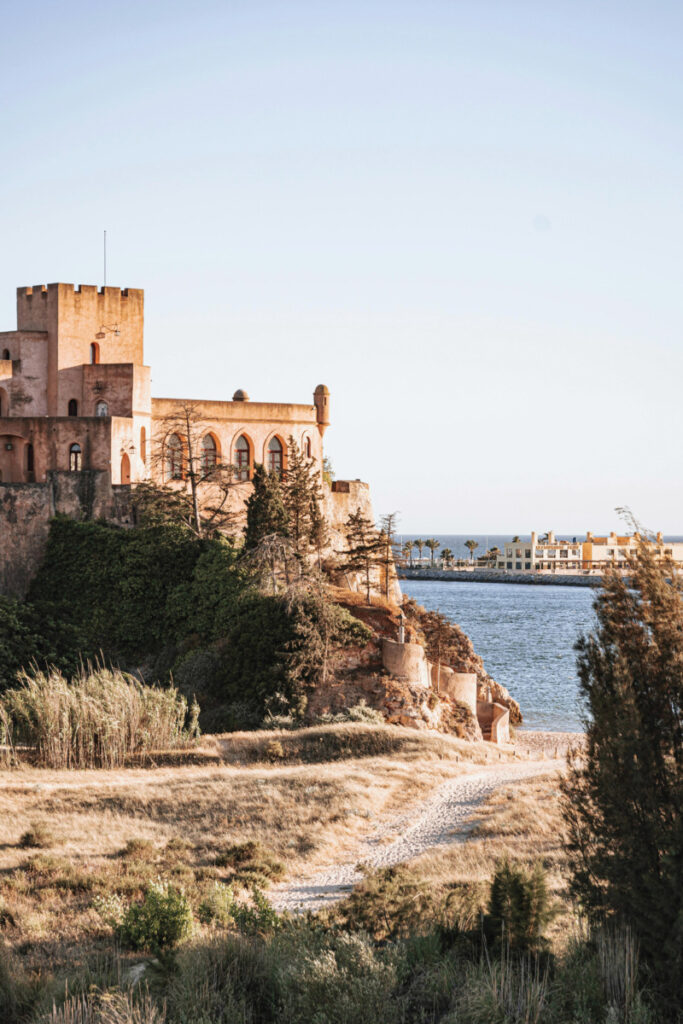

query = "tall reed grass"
[[1, 667, 199, 769]]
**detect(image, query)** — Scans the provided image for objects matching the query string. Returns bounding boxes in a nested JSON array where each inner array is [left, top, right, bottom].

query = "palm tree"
[[464, 539, 479, 563], [402, 541, 414, 566], [425, 538, 440, 566], [441, 547, 453, 567], [414, 539, 425, 563], [511, 535, 521, 543]]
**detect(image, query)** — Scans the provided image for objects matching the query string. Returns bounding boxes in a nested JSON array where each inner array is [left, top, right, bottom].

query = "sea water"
[[401, 579, 597, 732]]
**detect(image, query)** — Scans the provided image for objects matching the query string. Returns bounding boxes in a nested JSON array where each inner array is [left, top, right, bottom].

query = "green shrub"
[[117, 881, 193, 952], [197, 882, 234, 926], [338, 865, 436, 942], [231, 889, 282, 935], [271, 927, 400, 1024], [484, 859, 555, 952], [0, 596, 83, 693]]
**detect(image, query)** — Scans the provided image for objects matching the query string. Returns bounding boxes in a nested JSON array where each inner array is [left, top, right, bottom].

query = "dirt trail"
[[271, 759, 560, 913]]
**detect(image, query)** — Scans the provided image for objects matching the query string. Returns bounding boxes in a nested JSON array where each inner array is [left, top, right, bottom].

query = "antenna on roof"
[[103, 230, 107, 287]]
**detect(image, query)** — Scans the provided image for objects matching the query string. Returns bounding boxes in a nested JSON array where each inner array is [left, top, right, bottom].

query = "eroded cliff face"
[[305, 632, 483, 741], [402, 597, 523, 725], [303, 593, 487, 739], [309, 589, 522, 738]]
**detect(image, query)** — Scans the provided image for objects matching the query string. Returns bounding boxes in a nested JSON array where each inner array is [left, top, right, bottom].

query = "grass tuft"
[[2, 665, 199, 769]]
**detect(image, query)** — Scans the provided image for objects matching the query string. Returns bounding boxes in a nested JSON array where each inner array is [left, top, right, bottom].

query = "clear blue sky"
[[1, 1, 682, 533]]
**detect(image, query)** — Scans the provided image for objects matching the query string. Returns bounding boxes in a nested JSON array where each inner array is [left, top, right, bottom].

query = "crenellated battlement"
[[22, 284, 138, 299], [17, 283, 144, 340]]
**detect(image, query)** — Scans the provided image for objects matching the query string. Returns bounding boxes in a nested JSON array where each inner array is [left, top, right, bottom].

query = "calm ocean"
[[400, 532, 683, 733]]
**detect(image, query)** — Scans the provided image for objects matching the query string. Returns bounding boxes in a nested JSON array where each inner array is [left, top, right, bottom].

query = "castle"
[[0, 282, 369, 594], [0, 283, 329, 486]]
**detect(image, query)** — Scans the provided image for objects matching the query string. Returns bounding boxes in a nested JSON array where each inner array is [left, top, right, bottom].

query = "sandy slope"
[[271, 758, 561, 912]]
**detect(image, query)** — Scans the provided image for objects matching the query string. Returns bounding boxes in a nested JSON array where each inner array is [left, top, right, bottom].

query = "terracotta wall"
[[150, 398, 322, 481], [0, 417, 114, 483]]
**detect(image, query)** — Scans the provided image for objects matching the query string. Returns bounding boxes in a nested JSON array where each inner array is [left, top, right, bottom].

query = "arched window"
[[90, 342, 100, 365], [201, 434, 217, 474], [68, 399, 78, 417], [140, 426, 147, 464], [304, 435, 312, 459], [267, 436, 283, 476], [95, 400, 108, 417], [26, 443, 34, 473], [234, 434, 251, 481], [2, 349, 10, 361], [121, 452, 131, 484], [69, 443, 82, 472], [166, 434, 183, 480]]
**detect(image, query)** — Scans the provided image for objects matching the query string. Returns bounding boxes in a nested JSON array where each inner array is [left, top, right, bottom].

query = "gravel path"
[[271, 759, 560, 913]]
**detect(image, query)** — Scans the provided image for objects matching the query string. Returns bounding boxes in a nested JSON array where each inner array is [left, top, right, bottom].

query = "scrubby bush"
[[231, 889, 282, 935], [18, 824, 53, 849], [197, 882, 234, 926], [316, 701, 385, 726], [215, 841, 285, 887], [117, 882, 193, 952], [2, 666, 199, 768]]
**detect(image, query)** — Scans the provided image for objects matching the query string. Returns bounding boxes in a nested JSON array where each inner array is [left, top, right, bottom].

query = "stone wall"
[[400, 567, 602, 588], [0, 472, 132, 597], [325, 479, 401, 603]]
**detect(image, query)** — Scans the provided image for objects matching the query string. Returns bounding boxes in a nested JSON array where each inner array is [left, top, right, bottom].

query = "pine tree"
[[243, 464, 289, 550], [561, 539, 683, 1006], [309, 495, 329, 570], [282, 436, 324, 558], [379, 512, 399, 601], [340, 507, 383, 604]]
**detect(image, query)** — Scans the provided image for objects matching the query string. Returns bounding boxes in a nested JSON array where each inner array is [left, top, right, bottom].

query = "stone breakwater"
[[399, 568, 606, 588]]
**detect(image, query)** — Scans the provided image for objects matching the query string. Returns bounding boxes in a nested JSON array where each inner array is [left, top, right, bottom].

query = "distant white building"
[[496, 531, 683, 572]]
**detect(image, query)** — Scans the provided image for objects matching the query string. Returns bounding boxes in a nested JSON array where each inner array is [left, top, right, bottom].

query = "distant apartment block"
[[496, 531, 683, 572]]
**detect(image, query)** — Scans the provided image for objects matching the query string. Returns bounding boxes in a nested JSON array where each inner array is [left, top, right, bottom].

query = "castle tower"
[[314, 384, 330, 436]]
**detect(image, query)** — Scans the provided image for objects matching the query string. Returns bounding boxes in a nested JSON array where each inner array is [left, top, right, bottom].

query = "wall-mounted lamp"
[[95, 324, 121, 340], [5, 443, 13, 451]]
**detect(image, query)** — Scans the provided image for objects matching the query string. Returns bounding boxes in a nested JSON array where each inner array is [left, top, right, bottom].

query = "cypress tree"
[[282, 436, 324, 558], [243, 464, 289, 550], [561, 541, 683, 1006]]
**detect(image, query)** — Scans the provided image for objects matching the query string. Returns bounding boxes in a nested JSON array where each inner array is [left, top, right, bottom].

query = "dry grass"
[[2, 667, 198, 769], [0, 723, 511, 974], [382, 771, 572, 944]]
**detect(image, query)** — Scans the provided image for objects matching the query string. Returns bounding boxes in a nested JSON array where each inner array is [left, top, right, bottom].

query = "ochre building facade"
[[0, 281, 373, 597], [0, 282, 329, 486]]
